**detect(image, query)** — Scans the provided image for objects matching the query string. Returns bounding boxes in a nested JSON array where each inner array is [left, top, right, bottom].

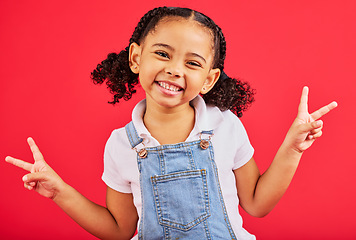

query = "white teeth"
[[158, 82, 181, 92]]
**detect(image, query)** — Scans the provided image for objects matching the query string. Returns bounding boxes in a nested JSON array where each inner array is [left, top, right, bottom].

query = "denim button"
[[200, 140, 209, 150], [138, 148, 147, 158]]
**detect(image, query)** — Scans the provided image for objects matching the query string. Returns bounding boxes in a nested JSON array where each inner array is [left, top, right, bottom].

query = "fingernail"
[[22, 175, 28, 182], [313, 120, 322, 128]]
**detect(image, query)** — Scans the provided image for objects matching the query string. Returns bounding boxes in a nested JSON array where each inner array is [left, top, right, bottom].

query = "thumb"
[[22, 172, 49, 183], [299, 120, 323, 134]]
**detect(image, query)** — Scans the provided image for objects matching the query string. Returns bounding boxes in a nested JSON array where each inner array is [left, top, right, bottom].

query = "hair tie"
[[220, 70, 229, 81]]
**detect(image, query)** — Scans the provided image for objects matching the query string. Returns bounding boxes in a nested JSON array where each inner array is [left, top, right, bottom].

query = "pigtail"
[[203, 75, 255, 118], [91, 47, 139, 104]]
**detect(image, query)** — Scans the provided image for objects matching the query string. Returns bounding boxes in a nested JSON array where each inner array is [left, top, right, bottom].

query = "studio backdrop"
[[1, 0, 355, 239]]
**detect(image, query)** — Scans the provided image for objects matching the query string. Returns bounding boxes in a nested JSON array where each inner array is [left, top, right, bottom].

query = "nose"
[[165, 60, 183, 78]]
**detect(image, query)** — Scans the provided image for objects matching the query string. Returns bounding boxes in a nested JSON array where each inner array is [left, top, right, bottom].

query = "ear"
[[200, 68, 221, 94], [129, 42, 141, 74]]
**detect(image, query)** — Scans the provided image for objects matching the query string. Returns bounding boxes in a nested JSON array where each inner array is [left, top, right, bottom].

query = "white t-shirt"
[[102, 95, 256, 240]]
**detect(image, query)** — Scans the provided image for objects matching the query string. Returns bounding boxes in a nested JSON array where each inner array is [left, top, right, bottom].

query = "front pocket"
[[151, 169, 210, 231]]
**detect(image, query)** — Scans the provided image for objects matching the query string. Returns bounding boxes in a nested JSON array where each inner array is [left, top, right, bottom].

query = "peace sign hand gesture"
[[285, 86, 338, 154], [5, 137, 65, 200]]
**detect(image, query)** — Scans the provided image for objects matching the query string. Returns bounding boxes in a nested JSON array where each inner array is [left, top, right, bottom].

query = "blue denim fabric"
[[125, 121, 237, 240]]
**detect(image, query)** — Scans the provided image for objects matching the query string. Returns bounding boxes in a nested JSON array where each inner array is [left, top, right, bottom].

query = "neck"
[[143, 97, 195, 145]]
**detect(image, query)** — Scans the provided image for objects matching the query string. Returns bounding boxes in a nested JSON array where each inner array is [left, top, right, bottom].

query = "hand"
[[285, 86, 338, 153], [5, 137, 65, 199]]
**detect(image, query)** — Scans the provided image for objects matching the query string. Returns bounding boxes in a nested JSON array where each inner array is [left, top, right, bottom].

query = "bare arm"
[[53, 184, 138, 239], [5, 137, 138, 240], [235, 87, 337, 217]]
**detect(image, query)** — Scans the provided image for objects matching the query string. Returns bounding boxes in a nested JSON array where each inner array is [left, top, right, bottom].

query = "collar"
[[131, 95, 224, 141]]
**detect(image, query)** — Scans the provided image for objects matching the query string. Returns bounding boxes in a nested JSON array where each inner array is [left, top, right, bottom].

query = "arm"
[[235, 87, 337, 217], [5, 137, 138, 240], [53, 185, 138, 239]]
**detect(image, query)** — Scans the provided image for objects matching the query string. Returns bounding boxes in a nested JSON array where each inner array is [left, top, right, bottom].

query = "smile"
[[157, 81, 183, 92]]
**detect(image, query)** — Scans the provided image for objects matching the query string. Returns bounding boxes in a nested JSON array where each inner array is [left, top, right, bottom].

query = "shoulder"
[[210, 108, 254, 170], [194, 95, 245, 133], [208, 106, 253, 154], [107, 126, 128, 144], [223, 110, 247, 132], [103, 124, 138, 173], [105, 126, 132, 156], [205, 104, 247, 133]]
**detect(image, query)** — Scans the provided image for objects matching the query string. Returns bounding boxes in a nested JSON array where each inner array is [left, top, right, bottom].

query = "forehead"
[[143, 17, 215, 53]]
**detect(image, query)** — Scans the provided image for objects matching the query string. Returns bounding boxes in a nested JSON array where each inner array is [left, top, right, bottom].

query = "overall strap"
[[125, 121, 143, 148], [201, 130, 214, 136]]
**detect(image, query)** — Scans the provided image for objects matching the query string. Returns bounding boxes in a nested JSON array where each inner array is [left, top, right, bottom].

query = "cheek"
[[186, 76, 206, 93], [138, 65, 154, 83], [190, 72, 208, 86], [140, 59, 161, 77]]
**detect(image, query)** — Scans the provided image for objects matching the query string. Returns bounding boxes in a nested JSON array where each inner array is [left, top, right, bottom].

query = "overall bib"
[[125, 121, 237, 240]]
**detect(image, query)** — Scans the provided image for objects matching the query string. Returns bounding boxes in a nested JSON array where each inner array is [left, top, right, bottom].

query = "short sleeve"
[[102, 130, 132, 193], [231, 116, 254, 170]]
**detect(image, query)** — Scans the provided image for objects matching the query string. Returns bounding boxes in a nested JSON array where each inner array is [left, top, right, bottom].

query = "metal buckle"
[[199, 133, 213, 150], [133, 142, 147, 158]]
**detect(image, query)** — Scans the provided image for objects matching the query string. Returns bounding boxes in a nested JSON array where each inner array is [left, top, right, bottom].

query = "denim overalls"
[[125, 121, 237, 240]]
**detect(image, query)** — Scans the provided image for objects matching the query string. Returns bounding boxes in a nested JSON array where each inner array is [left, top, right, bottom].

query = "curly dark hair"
[[91, 6, 255, 117]]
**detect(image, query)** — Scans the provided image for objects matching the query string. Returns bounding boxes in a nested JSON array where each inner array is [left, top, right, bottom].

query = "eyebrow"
[[151, 43, 207, 63]]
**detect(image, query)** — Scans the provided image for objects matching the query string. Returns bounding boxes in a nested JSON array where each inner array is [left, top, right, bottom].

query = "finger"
[[24, 181, 35, 191], [310, 101, 338, 120], [5, 156, 33, 172], [29, 181, 36, 187], [298, 86, 309, 114], [309, 126, 323, 135], [308, 130, 323, 140], [300, 120, 323, 134], [27, 137, 45, 163]]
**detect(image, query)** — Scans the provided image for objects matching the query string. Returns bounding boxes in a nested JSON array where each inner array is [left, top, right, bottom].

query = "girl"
[[5, 6, 337, 240]]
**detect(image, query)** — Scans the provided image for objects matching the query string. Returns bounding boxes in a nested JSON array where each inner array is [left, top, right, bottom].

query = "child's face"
[[129, 17, 220, 110]]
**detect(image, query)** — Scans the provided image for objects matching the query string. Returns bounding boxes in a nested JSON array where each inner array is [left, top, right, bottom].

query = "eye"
[[187, 61, 202, 67], [155, 51, 169, 58]]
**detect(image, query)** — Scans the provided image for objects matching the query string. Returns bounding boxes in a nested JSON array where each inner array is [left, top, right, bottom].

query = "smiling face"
[[129, 17, 221, 111]]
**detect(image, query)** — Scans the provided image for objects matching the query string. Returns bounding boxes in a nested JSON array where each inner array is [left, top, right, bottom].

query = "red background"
[[1, 0, 355, 239]]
